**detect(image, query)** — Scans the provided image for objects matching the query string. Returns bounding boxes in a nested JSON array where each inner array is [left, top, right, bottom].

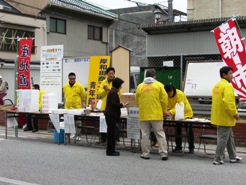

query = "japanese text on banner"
[[213, 19, 246, 101], [17, 38, 33, 89]]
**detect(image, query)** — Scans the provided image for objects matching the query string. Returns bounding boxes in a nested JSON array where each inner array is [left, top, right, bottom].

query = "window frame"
[[50, 17, 66, 34], [88, 25, 102, 41]]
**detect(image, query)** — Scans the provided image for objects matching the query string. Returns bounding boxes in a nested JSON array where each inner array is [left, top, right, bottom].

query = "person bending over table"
[[24, 84, 46, 132], [104, 77, 127, 156], [164, 84, 194, 154]]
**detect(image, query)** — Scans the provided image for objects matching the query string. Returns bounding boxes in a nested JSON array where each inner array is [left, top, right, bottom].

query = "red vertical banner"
[[17, 38, 33, 89], [213, 19, 246, 101]]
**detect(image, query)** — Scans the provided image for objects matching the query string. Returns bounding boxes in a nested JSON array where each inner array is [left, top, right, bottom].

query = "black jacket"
[[104, 87, 123, 121]]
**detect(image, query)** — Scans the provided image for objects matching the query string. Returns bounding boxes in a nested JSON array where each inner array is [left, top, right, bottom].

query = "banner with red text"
[[17, 38, 33, 89], [213, 18, 246, 101]]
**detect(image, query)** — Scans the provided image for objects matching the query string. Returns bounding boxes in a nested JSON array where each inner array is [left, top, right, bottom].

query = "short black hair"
[[164, 84, 176, 97], [106, 67, 115, 74], [145, 69, 156, 77], [68, 72, 76, 77], [112, 77, 124, 89], [33, 84, 40, 90], [220, 66, 233, 78]]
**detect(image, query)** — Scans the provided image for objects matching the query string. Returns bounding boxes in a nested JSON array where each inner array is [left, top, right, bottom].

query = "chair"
[[164, 125, 187, 151], [198, 124, 217, 154]]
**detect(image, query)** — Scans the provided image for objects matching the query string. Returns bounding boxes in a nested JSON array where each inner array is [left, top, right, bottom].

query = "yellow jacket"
[[63, 82, 86, 109], [168, 89, 193, 119], [98, 78, 121, 111], [135, 78, 168, 121], [39, 90, 46, 110], [211, 78, 238, 127]]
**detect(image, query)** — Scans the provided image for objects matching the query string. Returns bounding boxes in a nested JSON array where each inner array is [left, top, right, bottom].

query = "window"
[[0, 28, 35, 53], [50, 17, 66, 34], [88, 25, 102, 41]]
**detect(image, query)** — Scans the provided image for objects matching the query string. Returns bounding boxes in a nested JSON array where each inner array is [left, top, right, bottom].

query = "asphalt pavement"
[[0, 126, 246, 185]]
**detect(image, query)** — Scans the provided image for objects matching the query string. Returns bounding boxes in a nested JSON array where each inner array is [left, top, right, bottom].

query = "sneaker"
[[230, 156, 242, 163], [161, 154, 168, 161], [140, 154, 150, 160], [213, 160, 224, 165]]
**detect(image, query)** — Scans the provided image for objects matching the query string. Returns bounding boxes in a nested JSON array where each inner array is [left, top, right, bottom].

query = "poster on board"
[[40, 45, 63, 103]]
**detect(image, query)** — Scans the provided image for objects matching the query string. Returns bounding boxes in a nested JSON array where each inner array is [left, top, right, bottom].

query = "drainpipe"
[[42, 24, 47, 46], [168, 0, 174, 22], [219, 0, 222, 18]]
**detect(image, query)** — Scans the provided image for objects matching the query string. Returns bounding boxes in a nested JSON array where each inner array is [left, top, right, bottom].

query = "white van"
[[130, 66, 140, 93]]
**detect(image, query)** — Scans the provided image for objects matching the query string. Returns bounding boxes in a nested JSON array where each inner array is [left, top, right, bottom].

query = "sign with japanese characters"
[[214, 19, 246, 101], [86, 56, 110, 107], [17, 38, 33, 89], [40, 45, 63, 103]]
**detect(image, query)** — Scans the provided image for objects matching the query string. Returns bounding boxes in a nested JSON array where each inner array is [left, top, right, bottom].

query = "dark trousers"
[[105, 115, 116, 154], [101, 121, 120, 142], [175, 123, 194, 150], [0, 93, 6, 105], [26, 115, 38, 129]]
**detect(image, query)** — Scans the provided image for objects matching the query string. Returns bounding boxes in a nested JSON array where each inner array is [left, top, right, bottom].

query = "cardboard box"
[[120, 93, 137, 107]]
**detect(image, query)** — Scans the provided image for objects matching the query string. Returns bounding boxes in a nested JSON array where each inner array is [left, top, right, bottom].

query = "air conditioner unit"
[[0, 5, 12, 11]]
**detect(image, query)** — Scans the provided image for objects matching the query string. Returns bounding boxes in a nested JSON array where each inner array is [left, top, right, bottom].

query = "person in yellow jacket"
[[24, 84, 46, 132], [97, 67, 119, 143], [135, 69, 169, 160], [63, 72, 86, 109], [211, 66, 242, 165], [164, 84, 194, 153]]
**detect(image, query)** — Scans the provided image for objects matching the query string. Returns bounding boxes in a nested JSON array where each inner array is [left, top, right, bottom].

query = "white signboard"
[[127, 118, 140, 140], [62, 57, 90, 88], [40, 45, 63, 103]]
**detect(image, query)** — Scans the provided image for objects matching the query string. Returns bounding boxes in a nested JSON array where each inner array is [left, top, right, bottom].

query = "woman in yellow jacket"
[[211, 66, 242, 165], [164, 84, 194, 153]]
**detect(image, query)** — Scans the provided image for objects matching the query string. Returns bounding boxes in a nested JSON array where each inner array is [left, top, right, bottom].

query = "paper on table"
[[99, 116, 107, 133], [7, 118, 18, 128], [64, 114, 76, 134], [49, 114, 60, 133]]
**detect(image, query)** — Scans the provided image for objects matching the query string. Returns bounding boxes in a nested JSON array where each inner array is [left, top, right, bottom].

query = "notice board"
[[184, 62, 226, 97]]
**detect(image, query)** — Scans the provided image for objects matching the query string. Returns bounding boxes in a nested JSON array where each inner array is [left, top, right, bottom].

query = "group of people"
[[96, 66, 242, 165], [2, 64, 242, 164]]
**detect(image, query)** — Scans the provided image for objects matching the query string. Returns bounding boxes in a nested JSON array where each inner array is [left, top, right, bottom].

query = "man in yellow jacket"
[[23, 84, 46, 132], [164, 84, 194, 153], [211, 66, 242, 165], [63, 72, 86, 109], [136, 69, 168, 160], [97, 67, 117, 143]]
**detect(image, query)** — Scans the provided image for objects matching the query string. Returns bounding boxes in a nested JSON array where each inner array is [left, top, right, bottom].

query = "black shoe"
[[189, 149, 194, 154], [23, 127, 32, 131], [107, 151, 120, 156], [161, 155, 169, 161], [172, 147, 182, 152], [32, 128, 39, 132]]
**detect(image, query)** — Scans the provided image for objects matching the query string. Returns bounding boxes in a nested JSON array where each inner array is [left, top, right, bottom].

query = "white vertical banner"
[[49, 114, 60, 133], [127, 118, 140, 140], [40, 45, 63, 103], [64, 114, 76, 134], [99, 116, 107, 133]]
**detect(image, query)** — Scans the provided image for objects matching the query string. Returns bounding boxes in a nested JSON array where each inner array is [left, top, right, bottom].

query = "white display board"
[[184, 62, 226, 97], [40, 45, 63, 103], [62, 57, 90, 88]]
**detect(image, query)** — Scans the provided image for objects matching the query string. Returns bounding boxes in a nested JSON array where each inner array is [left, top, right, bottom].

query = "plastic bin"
[[54, 129, 64, 144]]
